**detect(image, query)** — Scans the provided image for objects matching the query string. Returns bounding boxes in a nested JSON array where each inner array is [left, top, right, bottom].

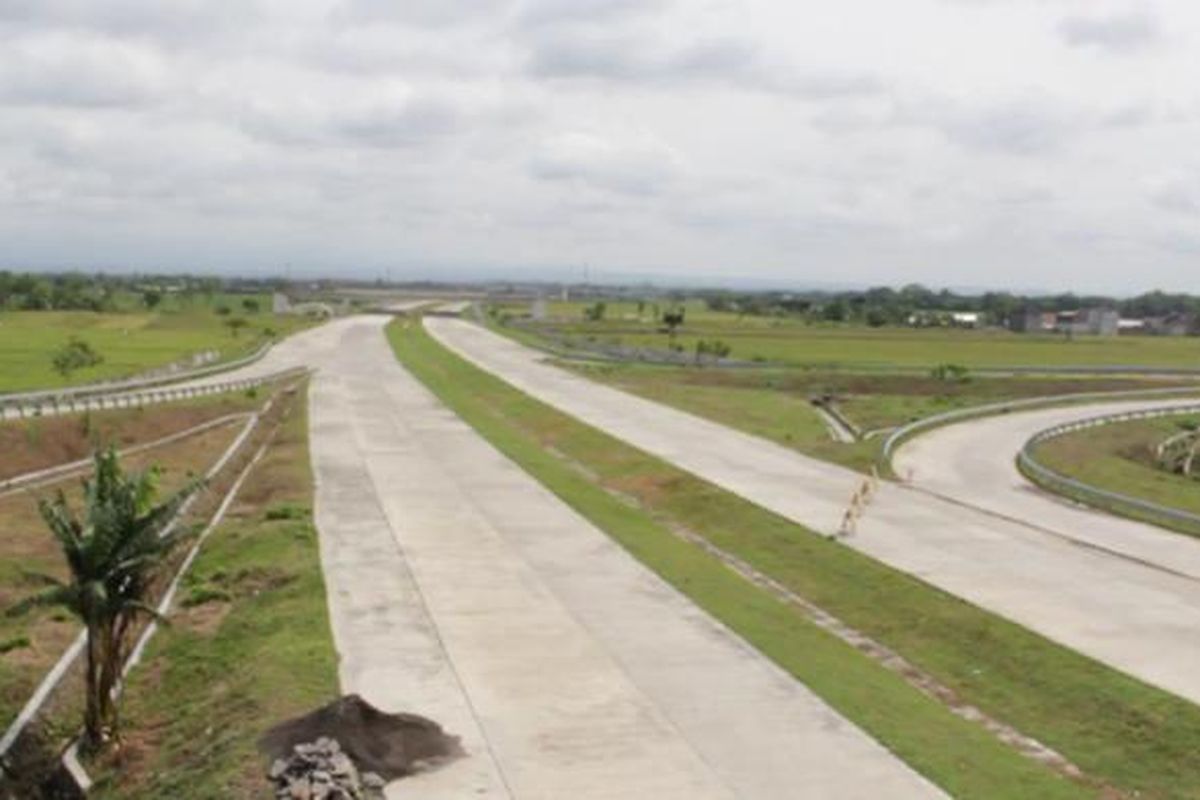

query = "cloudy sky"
[[1, 0, 1197, 293]]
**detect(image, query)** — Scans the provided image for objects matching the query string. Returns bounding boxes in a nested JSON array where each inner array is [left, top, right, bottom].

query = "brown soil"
[[259, 695, 463, 781], [0, 396, 256, 482]]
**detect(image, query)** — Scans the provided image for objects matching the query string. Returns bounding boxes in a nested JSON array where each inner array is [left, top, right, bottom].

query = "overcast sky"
[[1, 0, 1198, 293]]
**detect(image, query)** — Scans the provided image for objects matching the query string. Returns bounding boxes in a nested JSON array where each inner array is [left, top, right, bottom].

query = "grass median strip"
[[391, 319, 1200, 800]]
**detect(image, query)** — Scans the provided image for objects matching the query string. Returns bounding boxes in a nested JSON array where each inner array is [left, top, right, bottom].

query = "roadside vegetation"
[[0, 379, 331, 797], [89, 388, 338, 798], [0, 419, 247, 731], [391, 318, 1200, 800], [10, 449, 205, 750], [1032, 415, 1200, 536]]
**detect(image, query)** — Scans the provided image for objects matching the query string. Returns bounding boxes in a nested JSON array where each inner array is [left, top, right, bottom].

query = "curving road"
[[105, 315, 940, 798], [425, 317, 1200, 708], [895, 398, 1200, 581]]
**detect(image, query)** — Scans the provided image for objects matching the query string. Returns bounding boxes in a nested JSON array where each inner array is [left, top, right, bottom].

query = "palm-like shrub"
[[10, 448, 203, 750]]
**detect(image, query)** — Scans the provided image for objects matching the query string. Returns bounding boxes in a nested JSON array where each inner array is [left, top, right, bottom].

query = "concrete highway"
[[426, 317, 1200, 707], [168, 315, 940, 799]]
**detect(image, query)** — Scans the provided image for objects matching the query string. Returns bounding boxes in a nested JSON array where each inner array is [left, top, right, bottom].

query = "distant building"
[[1010, 309, 1053, 333], [1053, 308, 1119, 337], [1118, 318, 1147, 334], [1011, 307, 1119, 336], [1081, 308, 1120, 337], [1146, 313, 1197, 337], [908, 310, 982, 328]]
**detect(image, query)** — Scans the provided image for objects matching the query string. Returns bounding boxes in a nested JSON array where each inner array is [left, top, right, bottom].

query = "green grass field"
[[493, 300, 1200, 370], [391, 318, 1200, 800], [0, 306, 311, 394], [1033, 415, 1200, 534]]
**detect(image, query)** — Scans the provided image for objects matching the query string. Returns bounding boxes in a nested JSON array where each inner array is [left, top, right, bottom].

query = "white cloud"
[[529, 130, 683, 196], [0, 33, 169, 107], [1058, 10, 1162, 53], [0, 0, 1198, 293]]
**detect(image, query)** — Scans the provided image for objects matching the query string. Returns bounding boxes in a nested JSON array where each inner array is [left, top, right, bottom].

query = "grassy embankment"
[[89, 386, 338, 798], [492, 299, 1200, 370], [1032, 414, 1200, 536], [0, 304, 311, 394], [391, 318, 1200, 800], [0, 393, 263, 731], [566, 361, 1189, 471]]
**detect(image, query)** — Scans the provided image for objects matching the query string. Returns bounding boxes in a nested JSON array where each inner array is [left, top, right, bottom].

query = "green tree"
[[142, 289, 163, 310], [225, 317, 249, 337], [52, 337, 104, 378], [662, 308, 686, 346], [10, 450, 203, 749], [241, 297, 261, 314]]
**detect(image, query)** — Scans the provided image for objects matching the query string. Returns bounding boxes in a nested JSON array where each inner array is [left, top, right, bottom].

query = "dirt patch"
[[258, 695, 463, 782], [178, 598, 232, 637], [0, 397, 255, 482]]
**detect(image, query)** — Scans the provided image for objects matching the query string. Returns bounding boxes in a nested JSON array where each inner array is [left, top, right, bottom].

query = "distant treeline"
[[698, 285, 1200, 326], [0, 272, 279, 312]]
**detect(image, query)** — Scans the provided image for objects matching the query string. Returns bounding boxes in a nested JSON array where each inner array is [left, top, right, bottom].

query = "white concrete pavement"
[[894, 398, 1200, 579], [425, 317, 1200, 706], [308, 316, 944, 799]]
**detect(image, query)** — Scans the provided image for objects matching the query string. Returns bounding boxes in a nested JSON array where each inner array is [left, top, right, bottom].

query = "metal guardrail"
[[879, 384, 1200, 468], [0, 339, 275, 410], [0, 364, 307, 422], [1017, 405, 1200, 532]]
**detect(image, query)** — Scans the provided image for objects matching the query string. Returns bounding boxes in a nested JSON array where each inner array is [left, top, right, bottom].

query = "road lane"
[[310, 316, 942, 799]]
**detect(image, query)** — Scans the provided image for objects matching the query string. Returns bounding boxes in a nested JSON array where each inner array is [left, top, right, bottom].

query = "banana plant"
[[9, 448, 203, 751]]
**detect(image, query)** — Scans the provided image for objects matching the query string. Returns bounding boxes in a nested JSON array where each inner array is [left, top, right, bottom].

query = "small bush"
[[182, 586, 232, 608], [264, 503, 308, 521], [0, 635, 31, 655], [930, 363, 971, 383], [52, 337, 103, 378]]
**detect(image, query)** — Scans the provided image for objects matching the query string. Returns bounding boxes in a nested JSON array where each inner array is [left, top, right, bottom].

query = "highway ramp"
[[894, 397, 1200, 579]]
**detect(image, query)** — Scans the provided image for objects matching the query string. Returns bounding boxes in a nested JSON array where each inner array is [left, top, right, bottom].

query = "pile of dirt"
[[259, 695, 463, 784]]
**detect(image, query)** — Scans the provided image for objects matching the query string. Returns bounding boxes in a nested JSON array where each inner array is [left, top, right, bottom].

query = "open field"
[[394, 319, 1200, 800], [567, 361, 1195, 471], [0, 307, 312, 394], [90, 387, 338, 799], [492, 300, 1200, 370], [1033, 415, 1200, 529]]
